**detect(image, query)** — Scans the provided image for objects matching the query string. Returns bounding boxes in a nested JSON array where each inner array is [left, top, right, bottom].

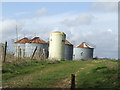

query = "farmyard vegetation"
[[2, 59, 119, 88]]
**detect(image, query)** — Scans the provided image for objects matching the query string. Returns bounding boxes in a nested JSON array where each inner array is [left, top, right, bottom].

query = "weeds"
[[77, 64, 119, 88], [2, 59, 119, 88]]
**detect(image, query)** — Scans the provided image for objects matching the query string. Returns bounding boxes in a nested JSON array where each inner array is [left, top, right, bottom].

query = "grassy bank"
[[2, 59, 119, 88], [76, 60, 119, 88]]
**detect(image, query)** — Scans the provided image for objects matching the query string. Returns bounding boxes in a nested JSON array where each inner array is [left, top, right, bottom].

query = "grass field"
[[2, 59, 119, 88]]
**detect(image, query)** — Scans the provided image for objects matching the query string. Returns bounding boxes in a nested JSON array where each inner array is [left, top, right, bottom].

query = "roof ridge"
[[77, 42, 91, 48], [15, 37, 48, 44], [65, 40, 73, 45]]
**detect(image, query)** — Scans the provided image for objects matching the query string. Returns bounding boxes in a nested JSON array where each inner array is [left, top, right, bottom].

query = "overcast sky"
[[0, 2, 118, 59]]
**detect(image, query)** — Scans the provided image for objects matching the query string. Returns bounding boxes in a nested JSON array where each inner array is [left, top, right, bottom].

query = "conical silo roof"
[[77, 42, 92, 48], [15, 37, 30, 43], [65, 40, 73, 45], [30, 37, 48, 44]]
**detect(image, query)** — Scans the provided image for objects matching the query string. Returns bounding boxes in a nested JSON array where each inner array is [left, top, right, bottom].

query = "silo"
[[73, 42, 94, 60], [25, 37, 48, 58], [64, 40, 73, 60], [14, 37, 29, 58], [49, 31, 66, 60]]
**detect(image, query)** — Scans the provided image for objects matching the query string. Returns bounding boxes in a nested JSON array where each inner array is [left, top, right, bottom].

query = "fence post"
[[3, 41, 7, 62], [71, 74, 75, 89], [31, 46, 37, 60]]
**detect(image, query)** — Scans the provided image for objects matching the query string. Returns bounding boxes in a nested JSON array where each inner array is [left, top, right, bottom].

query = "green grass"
[[76, 60, 119, 88], [2, 59, 119, 88], [2, 60, 48, 80]]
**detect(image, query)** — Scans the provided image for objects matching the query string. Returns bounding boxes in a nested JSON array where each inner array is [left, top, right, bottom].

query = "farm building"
[[73, 42, 94, 60], [14, 32, 94, 61], [64, 40, 73, 60], [14, 37, 48, 59], [49, 31, 66, 60]]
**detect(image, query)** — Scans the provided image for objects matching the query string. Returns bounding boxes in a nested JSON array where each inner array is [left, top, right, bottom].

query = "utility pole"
[[15, 22, 18, 61], [16, 24, 18, 41]]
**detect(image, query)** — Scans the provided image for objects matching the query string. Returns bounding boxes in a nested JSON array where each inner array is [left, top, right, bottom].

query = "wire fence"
[[0, 41, 49, 62], [1, 41, 81, 88]]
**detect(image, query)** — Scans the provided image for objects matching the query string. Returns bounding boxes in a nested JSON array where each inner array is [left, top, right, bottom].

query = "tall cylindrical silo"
[[49, 31, 66, 60], [64, 40, 73, 60], [73, 42, 94, 60]]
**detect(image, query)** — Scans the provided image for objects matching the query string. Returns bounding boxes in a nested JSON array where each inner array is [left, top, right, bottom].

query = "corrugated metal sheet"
[[15, 37, 48, 44], [14, 37, 48, 58], [15, 37, 30, 43], [73, 47, 94, 60], [77, 42, 91, 48], [65, 40, 73, 45], [30, 37, 48, 44], [73, 42, 94, 60], [25, 43, 48, 58], [64, 40, 73, 60], [14, 43, 25, 58]]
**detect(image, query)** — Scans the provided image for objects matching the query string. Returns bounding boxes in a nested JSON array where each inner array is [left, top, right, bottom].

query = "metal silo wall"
[[14, 43, 25, 57], [32, 43, 48, 58], [49, 32, 66, 60], [73, 48, 94, 60], [25, 43, 33, 57], [64, 45, 73, 60], [25, 43, 48, 58]]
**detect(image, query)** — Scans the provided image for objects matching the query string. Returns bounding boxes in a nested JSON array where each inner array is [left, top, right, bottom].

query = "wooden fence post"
[[3, 41, 7, 62], [71, 74, 75, 89], [31, 46, 37, 60]]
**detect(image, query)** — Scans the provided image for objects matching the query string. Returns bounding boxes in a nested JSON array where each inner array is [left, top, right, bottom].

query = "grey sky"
[[1, 2, 118, 59]]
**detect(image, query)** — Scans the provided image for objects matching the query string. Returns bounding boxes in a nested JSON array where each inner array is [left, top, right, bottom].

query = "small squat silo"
[[64, 40, 73, 60], [25, 37, 48, 58], [49, 31, 66, 60], [73, 42, 94, 60], [14, 37, 29, 58]]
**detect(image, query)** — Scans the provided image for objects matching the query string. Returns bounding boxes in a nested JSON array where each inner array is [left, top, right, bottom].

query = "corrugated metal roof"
[[30, 37, 48, 44], [15, 37, 48, 44], [77, 42, 91, 48], [15, 37, 30, 43], [65, 40, 73, 45]]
